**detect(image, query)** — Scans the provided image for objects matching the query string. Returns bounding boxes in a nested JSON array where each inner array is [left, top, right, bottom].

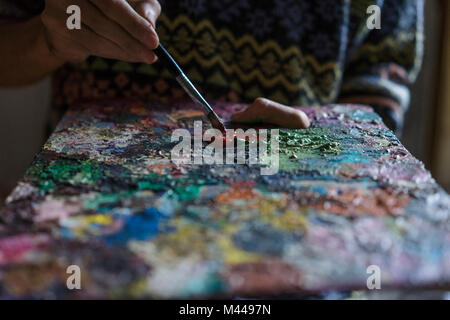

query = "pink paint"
[[33, 199, 80, 223], [0, 234, 50, 265]]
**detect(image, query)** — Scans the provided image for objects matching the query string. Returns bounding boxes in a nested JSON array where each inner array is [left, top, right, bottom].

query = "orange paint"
[[216, 187, 258, 204]]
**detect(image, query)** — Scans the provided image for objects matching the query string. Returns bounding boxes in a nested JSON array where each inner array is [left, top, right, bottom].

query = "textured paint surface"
[[0, 100, 449, 299]]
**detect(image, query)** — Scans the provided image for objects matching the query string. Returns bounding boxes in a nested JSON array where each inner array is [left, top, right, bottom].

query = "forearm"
[[0, 0, 161, 87], [0, 16, 66, 87]]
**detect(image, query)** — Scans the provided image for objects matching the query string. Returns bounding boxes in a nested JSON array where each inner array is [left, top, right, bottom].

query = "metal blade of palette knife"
[[154, 44, 225, 132]]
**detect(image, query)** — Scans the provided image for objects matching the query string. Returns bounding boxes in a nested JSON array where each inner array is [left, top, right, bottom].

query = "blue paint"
[[330, 150, 371, 163], [96, 122, 115, 128], [104, 208, 164, 245], [349, 109, 381, 123], [311, 186, 329, 195]]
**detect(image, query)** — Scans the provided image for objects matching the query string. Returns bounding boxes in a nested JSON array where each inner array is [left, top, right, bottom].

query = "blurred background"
[[0, 0, 449, 200]]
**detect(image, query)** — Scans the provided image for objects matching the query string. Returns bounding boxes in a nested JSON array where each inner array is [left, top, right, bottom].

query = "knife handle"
[[154, 44, 183, 77]]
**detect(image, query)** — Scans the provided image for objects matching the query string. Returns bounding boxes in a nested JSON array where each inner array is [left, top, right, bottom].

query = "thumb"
[[232, 98, 310, 129], [231, 105, 266, 123]]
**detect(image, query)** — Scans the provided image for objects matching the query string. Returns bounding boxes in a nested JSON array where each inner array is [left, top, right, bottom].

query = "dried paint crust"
[[0, 100, 449, 299]]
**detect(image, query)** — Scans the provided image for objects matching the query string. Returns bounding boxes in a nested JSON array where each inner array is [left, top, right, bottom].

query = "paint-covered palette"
[[0, 100, 449, 298]]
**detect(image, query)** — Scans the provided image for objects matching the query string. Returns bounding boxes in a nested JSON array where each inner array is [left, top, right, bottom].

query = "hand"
[[41, 0, 161, 64], [231, 98, 310, 129]]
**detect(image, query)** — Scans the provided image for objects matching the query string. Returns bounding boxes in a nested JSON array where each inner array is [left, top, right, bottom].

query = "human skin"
[[0, 1, 310, 127], [231, 98, 310, 129], [0, 0, 161, 86]]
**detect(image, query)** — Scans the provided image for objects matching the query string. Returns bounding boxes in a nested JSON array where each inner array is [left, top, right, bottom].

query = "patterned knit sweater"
[[0, 0, 424, 131]]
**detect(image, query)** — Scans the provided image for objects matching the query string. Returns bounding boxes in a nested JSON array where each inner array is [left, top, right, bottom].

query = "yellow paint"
[[81, 214, 113, 225], [64, 214, 114, 237], [218, 236, 262, 265], [265, 209, 307, 232], [125, 279, 149, 298]]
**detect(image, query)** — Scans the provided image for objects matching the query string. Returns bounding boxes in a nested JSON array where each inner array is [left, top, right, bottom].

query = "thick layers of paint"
[[0, 100, 449, 299]]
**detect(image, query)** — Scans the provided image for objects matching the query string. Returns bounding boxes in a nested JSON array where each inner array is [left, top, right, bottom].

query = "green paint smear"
[[175, 185, 202, 201], [137, 180, 168, 191], [278, 127, 342, 156], [137, 172, 178, 191], [84, 192, 133, 211], [274, 127, 344, 172], [25, 159, 103, 191], [137, 171, 219, 197]]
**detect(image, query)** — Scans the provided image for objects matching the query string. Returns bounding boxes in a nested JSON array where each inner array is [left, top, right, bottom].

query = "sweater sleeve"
[[338, 0, 424, 133]]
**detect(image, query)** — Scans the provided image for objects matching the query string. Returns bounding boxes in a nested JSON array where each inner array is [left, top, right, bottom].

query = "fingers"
[[130, 0, 161, 28], [41, 1, 89, 61], [231, 97, 310, 129], [42, 0, 161, 63], [231, 102, 265, 123], [69, 24, 143, 62], [90, 0, 159, 50], [79, 0, 156, 63]]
